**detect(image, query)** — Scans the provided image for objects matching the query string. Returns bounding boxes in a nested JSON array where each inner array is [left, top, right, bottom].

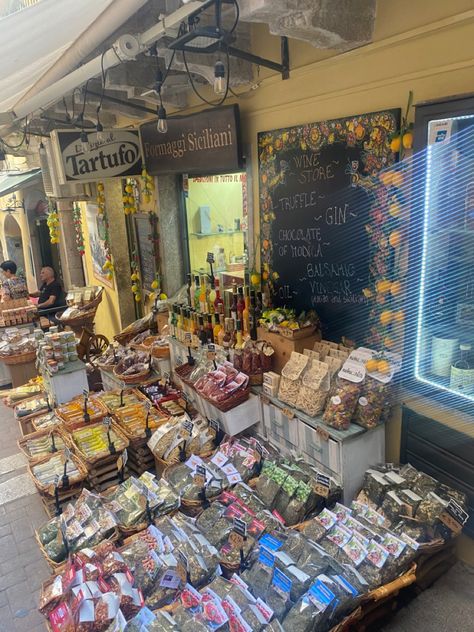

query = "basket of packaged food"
[[148, 414, 218, 477], [113, 350, 152, 384], [35, 487, 119, 571], [1, 377, 43, 407], [69, 421, 129, 467], [96, 388, 147, 414], [103, 472, 181, 537], [131, 334, 170, 359], [32, 411, 62, 431], [13, 394, 50, 421], [114, 312, 155, 346], [28, 451, 88, 494], [0, 348, 37, 365], [17, 427, 71, 463], [56, 396, 108, 430], [112, 401, 169, 441], [194, 361, 250, 412]]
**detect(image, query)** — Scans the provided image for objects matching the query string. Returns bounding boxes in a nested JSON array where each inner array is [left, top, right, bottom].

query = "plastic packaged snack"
[[353, 376, 391, 429], [322, 377, 361, 431], [278, 353, 309, 408], [295, 360, 330, 417], [416, 492, 449, 526]]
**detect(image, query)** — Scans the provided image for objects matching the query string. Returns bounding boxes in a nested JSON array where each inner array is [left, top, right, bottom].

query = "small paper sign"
[[207, 252, 215, 264], [182, 419, 194, 436], [315, 473, 331, 498], [282, 407, 295, 419], [260, 394, 270, 406], [184, 332, 192, 345], [194, 464, 207, 488], [439, 499, 469, 534], [316, 426, 330, 441], [103, 416, 112, 427], [207, 343, 216, 361], [229, 517, 247, 549], [145, 400, 152, 412]]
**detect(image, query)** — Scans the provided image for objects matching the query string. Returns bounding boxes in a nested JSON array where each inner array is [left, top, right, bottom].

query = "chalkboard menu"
[[134, 214, 158, 291], [259, 109, 400, 342]]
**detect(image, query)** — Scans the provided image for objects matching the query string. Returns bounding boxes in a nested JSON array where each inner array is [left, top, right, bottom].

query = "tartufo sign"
[[51, 129, 143, 184], [139, 104, 243, 175]]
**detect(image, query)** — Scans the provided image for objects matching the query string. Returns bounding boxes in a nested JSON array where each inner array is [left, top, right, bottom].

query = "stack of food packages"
[[268, 343, 400, 432], [1, 376, 44, 407], [37, 329, 78, 375], [36, 423, 469, 632], [0, 326, 37, 358]]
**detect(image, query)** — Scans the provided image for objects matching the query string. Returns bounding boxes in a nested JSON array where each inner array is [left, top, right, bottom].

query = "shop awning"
[[0, 0, 118, 113], [0, 169, 42, 198]]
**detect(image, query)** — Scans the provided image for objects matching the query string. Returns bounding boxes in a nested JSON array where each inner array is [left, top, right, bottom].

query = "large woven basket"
[[28, 452, 88, 494], [0, 349, 36, 365], [113, 364, 151, 384], [199, 386, 250, 412], [17, 427, 71, 463], [56, 397, 108, 430], [69, 421, 130, 467]]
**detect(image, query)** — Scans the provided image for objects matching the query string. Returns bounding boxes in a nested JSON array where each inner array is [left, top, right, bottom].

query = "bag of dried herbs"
[[265, 567, 294, 618], [255, 460, 288, 508], [415, 492, 449, 526], [282, 577, 338, 632], [281, 480, 313, 526], [362, 470, 392, 506]]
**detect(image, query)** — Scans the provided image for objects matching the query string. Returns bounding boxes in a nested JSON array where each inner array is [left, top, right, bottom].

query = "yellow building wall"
[[78, 201, 122, 342], [186, 175, 245, 273], [0, 195, 36, 292]]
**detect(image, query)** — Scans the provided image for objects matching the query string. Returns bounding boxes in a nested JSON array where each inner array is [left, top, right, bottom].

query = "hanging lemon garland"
[[389, 91, 414, 160], [97, 182, 106, 214], [141, 169, 154, 204], [47, 200, 60, 244], [122, 178, 139, 215], [130, 251, 142, 303], [73, 203, 85, 256]]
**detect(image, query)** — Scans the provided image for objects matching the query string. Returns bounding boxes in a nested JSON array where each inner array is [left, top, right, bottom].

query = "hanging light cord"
[[97, 51, 108, 126], [182, 46, 231, 107]]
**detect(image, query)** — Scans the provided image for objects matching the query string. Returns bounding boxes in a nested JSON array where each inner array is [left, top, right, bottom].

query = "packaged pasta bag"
[[323, 359, 365, 431], [278, 352, 309, 407], [296, 360, 330, 417]]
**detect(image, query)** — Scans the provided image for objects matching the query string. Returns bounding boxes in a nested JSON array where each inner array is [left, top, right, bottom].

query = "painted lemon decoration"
[[365, 359, 379, 372], [380, 310, 393, 326], [377, 360, 391, 374], [389, 230, 401, 248], [390, 137, 401, 152]]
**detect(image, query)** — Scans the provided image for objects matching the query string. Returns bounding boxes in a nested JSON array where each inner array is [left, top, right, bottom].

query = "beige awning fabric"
[[0, 168, 41, 198], [0, 0, 117, 113]]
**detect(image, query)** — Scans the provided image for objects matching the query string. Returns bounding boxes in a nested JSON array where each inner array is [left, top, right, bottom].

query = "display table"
[[42, 360, 88, 405], [257, 390, 385, 504]]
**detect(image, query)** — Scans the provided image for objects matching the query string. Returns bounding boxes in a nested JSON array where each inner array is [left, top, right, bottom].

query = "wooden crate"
[[257, 327, 321, 373]]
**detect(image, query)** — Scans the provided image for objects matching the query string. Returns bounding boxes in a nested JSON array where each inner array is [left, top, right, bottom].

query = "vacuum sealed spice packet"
[[278, 352, 309, 408], [322, 359, 365, 431]]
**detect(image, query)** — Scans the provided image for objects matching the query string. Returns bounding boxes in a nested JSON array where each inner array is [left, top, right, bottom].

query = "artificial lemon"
[[402, 131, 413, 149], [389, 230, 401, 248], [379, 172, 393, 187], [131, 284, 139, 293], [376, 279, 392, 295], [159, 293, 167, 300], [262, 271, 269, 281], [384, 336, 395, 349], [388, 202, 401, 218], [131, 273, 139, 281], [125, 185, 133, 194], [390, 281, 402, 297], [390, 136, 401, 153], [272, 271, 280, 281], [134, 294, 141, 302], [365, 359, 379, 372], [151, 280, 159, 290], [377, 359, 391, 374], [394, 310, 405, 323], [262, 239, 270, 250], [251, 273, 261, 287], [362, 288, 373, 299], [97, 183, 104, 192], [380, 310, 393, 326]]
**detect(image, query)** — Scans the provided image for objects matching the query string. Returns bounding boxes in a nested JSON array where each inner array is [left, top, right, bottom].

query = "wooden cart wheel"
[[86, 334, 109, 364]]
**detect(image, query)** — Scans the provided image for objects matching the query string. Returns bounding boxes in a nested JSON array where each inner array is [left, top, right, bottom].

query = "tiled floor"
[[0, 401, 50, 632]]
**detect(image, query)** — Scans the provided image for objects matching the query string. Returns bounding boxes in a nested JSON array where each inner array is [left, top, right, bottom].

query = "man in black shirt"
[[30, 266, 66, 319]]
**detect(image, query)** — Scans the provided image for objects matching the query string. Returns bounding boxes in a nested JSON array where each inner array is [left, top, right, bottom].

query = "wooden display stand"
[[257, 326, 321, 372], [42, 361, 88, 405]]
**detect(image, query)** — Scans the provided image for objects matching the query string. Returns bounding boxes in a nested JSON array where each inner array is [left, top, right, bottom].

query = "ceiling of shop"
[[1, 0, 377, 157]]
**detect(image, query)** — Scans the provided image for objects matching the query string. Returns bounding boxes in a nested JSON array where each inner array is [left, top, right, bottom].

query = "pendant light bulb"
[[39, 141, 46, 156], [214, 60, 226, 95], [96, 121, 105, 143], [80, 130, 89, 153], [157, 105, 168, 134]]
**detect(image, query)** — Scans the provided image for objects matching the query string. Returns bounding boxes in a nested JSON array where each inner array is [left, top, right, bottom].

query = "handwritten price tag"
[[260, 394, 270, 406], [439, 510, 463, 535], [316, 427, 330, 441], [282, 407, 295, 420]]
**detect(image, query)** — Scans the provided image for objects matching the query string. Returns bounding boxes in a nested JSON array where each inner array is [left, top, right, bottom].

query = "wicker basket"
[[131, 335, 170, 359], [57, 397, 108, 430], [199, 386, 250, 412], [17, 427, 71, 463], [113, 363, 151, 384], [70, 421, 130, 467], [14, 395, 50, 422], [34, 522, 119, 573], [0, 349, 37, 365], [28, 452, 88, 494]]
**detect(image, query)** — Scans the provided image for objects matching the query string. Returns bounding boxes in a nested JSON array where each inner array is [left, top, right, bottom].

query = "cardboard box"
[[257, 327, 321, 373]]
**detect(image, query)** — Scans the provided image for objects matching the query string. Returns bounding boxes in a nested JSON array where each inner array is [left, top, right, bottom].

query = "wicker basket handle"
[[369, 563, 417, 602]]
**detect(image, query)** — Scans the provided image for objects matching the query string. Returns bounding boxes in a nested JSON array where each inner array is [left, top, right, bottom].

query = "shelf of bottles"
[[415, 114, 474, 400], [167, 272, 264, 356]]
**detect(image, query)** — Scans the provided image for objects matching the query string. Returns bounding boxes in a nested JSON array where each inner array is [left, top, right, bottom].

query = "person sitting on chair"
[[30, 266, 66, 321]]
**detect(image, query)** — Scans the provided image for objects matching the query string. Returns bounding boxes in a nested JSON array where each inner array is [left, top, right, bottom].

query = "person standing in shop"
[[0, 259, 29, 301], [30, 266, 66, 320]]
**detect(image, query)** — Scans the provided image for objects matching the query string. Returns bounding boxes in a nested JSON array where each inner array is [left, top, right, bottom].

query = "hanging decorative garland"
[[141, 169, 155, 204], [73, 203, 85, 256], [47, 200, 60, 244], [122, 178, 139, 214], [130, 250, 142, 303], [101, 204, 114, 281], [97, 182, 106, 214]]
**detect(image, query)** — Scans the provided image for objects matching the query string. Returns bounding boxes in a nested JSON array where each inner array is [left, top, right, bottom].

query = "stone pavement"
[[0, 400, 50, 632]]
